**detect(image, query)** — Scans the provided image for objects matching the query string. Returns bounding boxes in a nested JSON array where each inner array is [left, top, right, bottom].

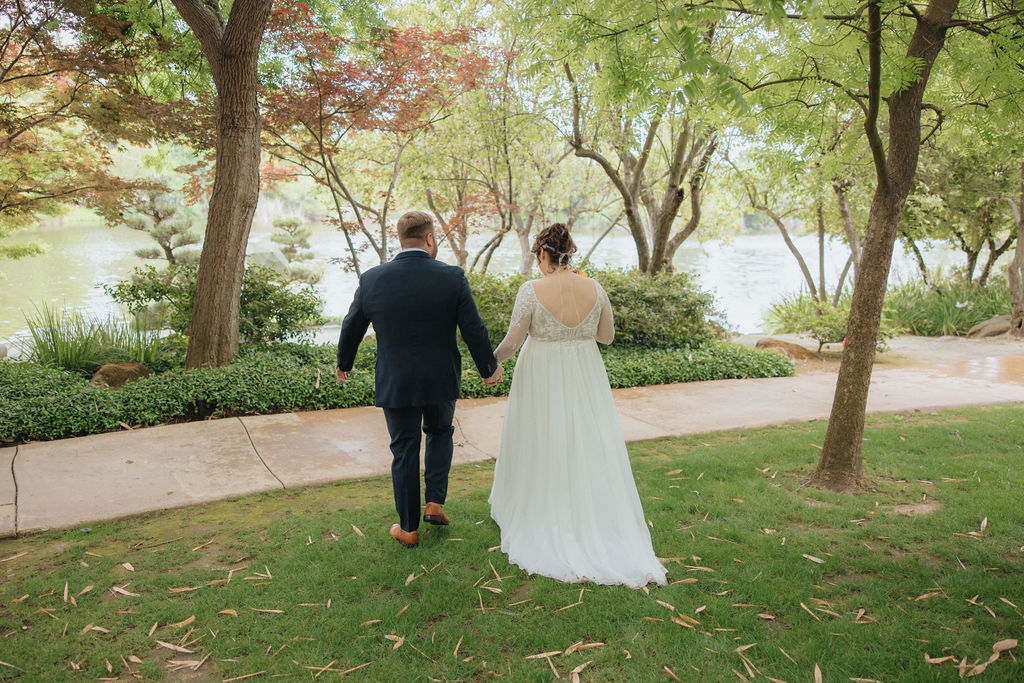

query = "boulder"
[[966, 315, 1011, 339], [755, 338, 819, 361], [91, 362, 151, 389]]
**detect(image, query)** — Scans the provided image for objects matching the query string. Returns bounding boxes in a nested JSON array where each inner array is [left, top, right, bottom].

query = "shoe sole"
[[423, 515, 449, 526]]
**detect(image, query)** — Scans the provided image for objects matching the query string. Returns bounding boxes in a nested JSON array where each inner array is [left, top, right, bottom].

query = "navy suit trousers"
[[382, 401, 457, 532]]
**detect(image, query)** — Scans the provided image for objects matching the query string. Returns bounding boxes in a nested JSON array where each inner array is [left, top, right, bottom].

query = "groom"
[[336, 211, 503, 548]]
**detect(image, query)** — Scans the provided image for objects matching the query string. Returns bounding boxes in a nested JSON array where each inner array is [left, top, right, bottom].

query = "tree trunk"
[[813, 0, 958, 492], [901, 233, 931, 286], [173, 0, 272, 369], [817, 202, 827, 303], [1008, 160, 1024, 337], [834, 182, 861, 277], [977, 236, 1014, 288]]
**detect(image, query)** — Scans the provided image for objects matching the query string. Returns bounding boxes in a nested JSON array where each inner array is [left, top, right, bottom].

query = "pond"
[[0, 212, 960, 344]]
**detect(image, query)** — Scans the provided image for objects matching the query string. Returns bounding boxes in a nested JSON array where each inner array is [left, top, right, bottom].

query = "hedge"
[[0, 340, 792, 443]]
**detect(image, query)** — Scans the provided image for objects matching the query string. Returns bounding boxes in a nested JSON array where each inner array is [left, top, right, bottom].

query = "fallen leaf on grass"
[[663, 665, 681, 681], [925, 654, 956, 664], [454, 635, 463, 658], [814, 663, 823, 683], [656, 600, 676, 612], [758, 614, 775, 620], [800, 602, 821, 621], [169, 587, 200, 593], [169, 616, 195, 628], [385, 635, 404, 651], [670, 578, 698, 585], [218, 610, 238, 617], [155, 640, 193, 654], [0, 661, 24, 671], [671, 616, 694, 629], [525, 651, 563, 660], [914, 592, 943, 601], [405, 573, 417, 586], [62, 582, 68, 603], [351, 525, 364, 537], [222, 672, 266, 682], [481, 586, 503, 594], [111, 586, 140, 597], [122, 562, 135, 572], [803, 554, 825, 564], [250, 608, 284, 614], [1, 551, 28, 563], [569, 660, 592, 683]]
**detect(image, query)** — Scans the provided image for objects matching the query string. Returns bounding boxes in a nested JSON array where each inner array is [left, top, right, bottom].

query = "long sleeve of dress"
[[595, 281, 615, 345], [494, 282, 533, 363]]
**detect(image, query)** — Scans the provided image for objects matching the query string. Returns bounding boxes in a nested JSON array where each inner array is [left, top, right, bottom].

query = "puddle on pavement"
[[936, 354, 1024, 385]]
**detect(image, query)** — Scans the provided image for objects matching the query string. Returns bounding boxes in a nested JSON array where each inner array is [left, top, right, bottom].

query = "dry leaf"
[[251, 608, 284, 614], [405, 573, 417, 586], [351, 525, 364, 537], [814, 663, 823, 683], [758, 614, 776, 620], [154, 640, 193, 654], [361, 619, 382, 626], [664, 665, 681, 681], [670, 616, 694, 629], [453, 635, 463, 658], [168, 587, 200, 593], [525, 651, 563, 660], [122, 563, 134, 572], [800, 602, 821, 621], [1, 551, 28, 563], [62, 582, 68, 603], [656, 600, 676, 611], [385, 634, 404, 651], [169, 616, 195, 628], [993, 639, 1017, 653], [111, 586, 140, 597], [925, 654, 956, 664], [218, 610, 238, 617], [803, 554, 825, 564]]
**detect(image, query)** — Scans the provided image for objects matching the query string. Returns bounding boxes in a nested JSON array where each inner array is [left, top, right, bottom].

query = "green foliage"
[[885, 279, 1011, 337], [467, 269, 725, 349], [105, 264, 325, 345], [764, 293, 896, 352], [18, 304, 164, 376], [0, 338, 791, 443]]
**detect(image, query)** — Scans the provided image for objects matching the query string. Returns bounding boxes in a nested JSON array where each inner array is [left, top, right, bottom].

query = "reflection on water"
[[1, 215, 959, 341]]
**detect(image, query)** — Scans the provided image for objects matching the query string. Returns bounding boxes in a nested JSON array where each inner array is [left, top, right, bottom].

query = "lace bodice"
[[494, 279, 614, 362]]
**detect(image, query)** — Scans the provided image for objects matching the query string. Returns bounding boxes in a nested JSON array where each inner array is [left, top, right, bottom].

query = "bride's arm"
[[595, 281, 615, 345], [494, 283, 532, 362]]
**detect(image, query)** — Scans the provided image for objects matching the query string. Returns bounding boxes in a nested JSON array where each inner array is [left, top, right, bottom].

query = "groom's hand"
[[336, 368, 349, 384], [483, 365, 503, 386]]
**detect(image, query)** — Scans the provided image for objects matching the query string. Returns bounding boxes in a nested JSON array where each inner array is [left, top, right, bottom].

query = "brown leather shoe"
[[423, 502, 449, 526], [389, 524, 419, 548]]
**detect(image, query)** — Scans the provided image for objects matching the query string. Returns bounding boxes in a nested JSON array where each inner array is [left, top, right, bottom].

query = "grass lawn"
[[1, 404, 1022, 681]]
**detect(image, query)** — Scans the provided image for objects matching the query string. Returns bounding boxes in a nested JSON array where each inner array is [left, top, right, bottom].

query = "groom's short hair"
[[397, 211, 434, 243]]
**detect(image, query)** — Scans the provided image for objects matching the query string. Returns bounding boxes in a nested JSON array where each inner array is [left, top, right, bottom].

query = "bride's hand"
[[483, 365, 503, 386]]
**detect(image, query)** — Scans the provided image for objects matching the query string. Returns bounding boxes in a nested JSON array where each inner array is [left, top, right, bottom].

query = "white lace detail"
[[494, 280, 611, 362]]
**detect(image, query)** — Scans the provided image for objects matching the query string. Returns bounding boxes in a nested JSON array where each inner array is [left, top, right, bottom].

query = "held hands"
[[482, 365, 503, 386]]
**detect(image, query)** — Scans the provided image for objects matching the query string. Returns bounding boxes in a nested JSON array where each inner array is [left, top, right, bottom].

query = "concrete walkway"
[[2, 336, 1023, 537]]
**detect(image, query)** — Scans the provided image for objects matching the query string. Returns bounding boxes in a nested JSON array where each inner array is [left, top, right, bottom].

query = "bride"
[[489, 223, 667, 588]]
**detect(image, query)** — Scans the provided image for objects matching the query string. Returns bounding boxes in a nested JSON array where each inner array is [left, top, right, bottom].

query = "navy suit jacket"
[[336, 251, 498, 408]]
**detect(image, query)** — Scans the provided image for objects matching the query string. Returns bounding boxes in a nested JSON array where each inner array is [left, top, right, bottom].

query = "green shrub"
[[18, 304, 164, 376], [0, 338, 792, 443], [885, 279, 1010, 336], [764, 293, 897, 352], [467, 269, 725, 348], [104, 264, 325, 345]]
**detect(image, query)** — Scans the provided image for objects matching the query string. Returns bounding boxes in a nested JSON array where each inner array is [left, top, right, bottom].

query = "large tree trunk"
[[1009, 160, 1024, 337], [813, 0, 958, 492], [173, 0, 272, 369]]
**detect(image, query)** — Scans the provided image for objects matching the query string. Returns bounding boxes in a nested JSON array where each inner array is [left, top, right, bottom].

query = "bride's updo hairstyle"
[[531, 222, 577, 268]]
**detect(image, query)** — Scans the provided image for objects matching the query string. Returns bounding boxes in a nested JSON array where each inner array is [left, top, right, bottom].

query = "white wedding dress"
[[489, 277, 667, 588]]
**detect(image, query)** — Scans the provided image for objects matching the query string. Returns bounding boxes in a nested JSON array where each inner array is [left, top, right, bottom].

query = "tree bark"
[[173, 0, 272, 369], [1008, 160, 1024, 337], [813, 0, 959, 492], [834, 181, 861, 277]]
